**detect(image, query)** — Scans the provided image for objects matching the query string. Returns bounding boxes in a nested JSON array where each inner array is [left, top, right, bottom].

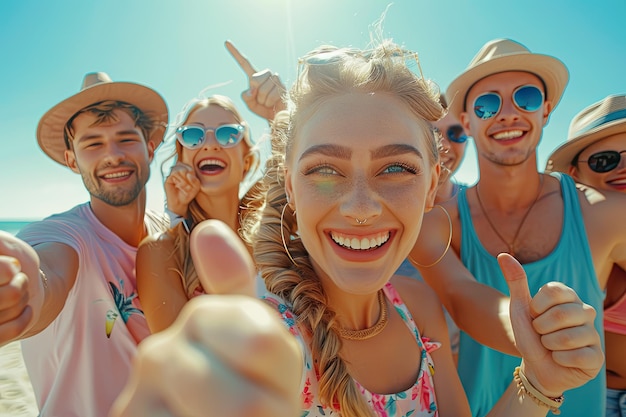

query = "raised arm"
[[409, 206, 519, 355]]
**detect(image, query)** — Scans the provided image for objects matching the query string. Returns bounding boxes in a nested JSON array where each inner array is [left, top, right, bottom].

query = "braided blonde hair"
[[242, 40, 444, 416]]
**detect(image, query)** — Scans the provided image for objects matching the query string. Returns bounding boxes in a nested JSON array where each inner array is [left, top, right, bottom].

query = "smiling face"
[[461, 71, 552, 167], [570, 132, 626, 192], [65, 108, 153, 206], [284, 92, 438, 295], [178, 103, 252, 196]]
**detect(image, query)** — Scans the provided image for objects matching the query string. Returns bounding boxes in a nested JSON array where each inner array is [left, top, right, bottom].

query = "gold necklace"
[[338, 290, 388, 341], [475, 175, 544, 257]]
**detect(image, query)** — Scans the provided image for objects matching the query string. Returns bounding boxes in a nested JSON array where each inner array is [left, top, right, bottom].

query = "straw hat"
[[37, 72, 168, 165], [545, 94, 626, 173], [446, 39, 569, 120]]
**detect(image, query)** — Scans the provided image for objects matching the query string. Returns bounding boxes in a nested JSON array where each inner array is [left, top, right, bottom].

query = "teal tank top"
[[457, 172, 605, 416]]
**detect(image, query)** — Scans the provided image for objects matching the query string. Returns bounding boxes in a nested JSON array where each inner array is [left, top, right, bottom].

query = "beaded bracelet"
[[513, 366, 564, 415]]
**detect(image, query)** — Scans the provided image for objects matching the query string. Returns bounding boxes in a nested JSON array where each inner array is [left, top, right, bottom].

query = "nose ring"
[[355, 218, 367, 225]]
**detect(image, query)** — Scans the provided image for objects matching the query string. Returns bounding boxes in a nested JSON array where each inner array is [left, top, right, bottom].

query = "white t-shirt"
[[18, 203, 168, 417]]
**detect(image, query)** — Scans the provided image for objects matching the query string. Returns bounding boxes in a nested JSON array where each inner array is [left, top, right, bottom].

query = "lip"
[[607, 176, 626, 190], [326, 229, 395, 262], [489, 129, 526, 143], [99, 169, 133, 182], [197, 156, 228, 175]]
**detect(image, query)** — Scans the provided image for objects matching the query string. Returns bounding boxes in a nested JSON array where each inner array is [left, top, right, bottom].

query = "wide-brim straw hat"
[[37, 72, 168, 165], [446, 38, 569, 121], [545, 94, 626, 173]]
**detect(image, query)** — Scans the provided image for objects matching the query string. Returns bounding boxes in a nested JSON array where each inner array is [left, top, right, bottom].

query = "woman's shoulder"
[[390, 275, 438, 303], [389, 276, 447, 333]]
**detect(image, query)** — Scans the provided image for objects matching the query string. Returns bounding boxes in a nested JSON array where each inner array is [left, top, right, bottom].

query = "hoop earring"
[[409, 204, 452, 268], [280, 204, 299, 267]]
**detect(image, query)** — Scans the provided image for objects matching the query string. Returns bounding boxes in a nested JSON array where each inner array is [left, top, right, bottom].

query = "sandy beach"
[[0, 342, 38, 416]]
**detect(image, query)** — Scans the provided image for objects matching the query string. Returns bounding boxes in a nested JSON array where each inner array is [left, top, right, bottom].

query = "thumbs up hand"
[[110, 220, 302, 417], [499, 253, 604, 397]]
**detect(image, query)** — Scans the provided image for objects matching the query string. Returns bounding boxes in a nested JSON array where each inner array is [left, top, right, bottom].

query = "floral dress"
[[263, 282, 440, 417]]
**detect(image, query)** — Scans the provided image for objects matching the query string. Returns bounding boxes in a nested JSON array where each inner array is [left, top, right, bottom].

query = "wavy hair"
[[242, 39, 444, 416], [164, 95, 263, 297]]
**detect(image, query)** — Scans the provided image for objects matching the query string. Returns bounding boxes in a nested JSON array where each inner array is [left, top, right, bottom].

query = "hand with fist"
[[495, 253, 604, 414]]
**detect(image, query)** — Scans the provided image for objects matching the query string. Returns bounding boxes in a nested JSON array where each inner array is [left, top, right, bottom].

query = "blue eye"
[[382, 163, 416, 174]]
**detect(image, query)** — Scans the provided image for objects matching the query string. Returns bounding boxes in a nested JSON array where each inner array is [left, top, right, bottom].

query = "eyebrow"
[[298, 143, 423, 161], [299, 144, 352, 161], [77, 129, 142, 142], [371, 144, 423, 160]]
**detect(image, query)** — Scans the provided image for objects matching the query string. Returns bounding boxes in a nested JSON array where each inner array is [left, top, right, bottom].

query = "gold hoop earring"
[[280, 204, 299, 267], [409, 204, 452, 268]]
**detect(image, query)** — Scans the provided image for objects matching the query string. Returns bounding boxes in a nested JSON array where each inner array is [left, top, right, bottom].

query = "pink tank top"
[[604, 266, 626, 335]]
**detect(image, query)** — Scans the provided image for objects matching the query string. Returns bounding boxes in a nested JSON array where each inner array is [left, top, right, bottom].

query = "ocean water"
[[0, 220, 36, 236]]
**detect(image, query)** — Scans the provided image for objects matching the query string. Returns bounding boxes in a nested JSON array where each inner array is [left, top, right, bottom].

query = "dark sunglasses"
[[473, 85, 544, 120], [579, 150, 626, 173], [445, 125, 469, 143], [176, 124, 246, 149]]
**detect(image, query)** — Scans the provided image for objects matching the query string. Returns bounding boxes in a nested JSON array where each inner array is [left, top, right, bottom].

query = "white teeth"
[[493, 130, 523, 140], [103, 171, 130, 179], [199, 159, 225, 168], [331, 232, 390, 250]]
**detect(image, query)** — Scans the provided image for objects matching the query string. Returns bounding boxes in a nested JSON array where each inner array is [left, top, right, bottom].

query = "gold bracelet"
[[513, 366, 564, 415], [39, 269, 48, 289]]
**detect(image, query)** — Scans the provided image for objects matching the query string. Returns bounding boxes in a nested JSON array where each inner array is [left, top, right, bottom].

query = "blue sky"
[[1, 0, 625, 219]]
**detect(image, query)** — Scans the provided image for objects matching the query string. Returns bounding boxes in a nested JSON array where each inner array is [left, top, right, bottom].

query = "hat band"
[[573, 108, 626, 137]]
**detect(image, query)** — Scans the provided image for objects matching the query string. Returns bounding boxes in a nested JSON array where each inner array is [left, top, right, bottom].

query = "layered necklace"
[[338, 290, 388, 341], [476, 175, 544, 257]]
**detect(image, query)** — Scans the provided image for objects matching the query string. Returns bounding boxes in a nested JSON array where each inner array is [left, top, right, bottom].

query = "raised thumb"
[[190, 219, 256, 297], [498, 252, 532, 310], [498, 252, 546, 359]]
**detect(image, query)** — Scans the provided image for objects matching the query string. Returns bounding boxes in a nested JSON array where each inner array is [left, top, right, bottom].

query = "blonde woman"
[[113, 40, 603, 417]]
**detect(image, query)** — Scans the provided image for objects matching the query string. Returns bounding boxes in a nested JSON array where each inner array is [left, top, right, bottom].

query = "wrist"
[[514, 366, 564, 414]]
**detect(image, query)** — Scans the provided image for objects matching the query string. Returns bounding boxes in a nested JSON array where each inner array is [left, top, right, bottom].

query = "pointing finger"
[[225, 40, 257, 77]]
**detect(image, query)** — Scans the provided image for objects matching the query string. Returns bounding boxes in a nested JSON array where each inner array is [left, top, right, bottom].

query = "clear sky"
[[1, 0, 625, 219]]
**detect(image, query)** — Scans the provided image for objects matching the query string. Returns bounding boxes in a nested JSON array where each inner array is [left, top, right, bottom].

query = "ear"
[[460, 111, 471, 134], [147, 140, 156, 163], [64, 149, 80, 174], [242, 152, 254, 176], [284, 166, 294, 210], [542, 100, 554, 126], [568, 164, 580, 180], [425, 162, 441, 211]]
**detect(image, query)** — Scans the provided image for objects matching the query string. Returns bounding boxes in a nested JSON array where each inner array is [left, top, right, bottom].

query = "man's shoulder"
[[18, 204, 90, 237]]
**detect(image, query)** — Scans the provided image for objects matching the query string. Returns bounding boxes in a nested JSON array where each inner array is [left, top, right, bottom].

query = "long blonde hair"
[[242, 40, 444, 416], [164, 95, 261, 297]]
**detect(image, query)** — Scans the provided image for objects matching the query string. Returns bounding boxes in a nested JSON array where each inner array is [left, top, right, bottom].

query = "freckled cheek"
[[296, 179, 346, 204]]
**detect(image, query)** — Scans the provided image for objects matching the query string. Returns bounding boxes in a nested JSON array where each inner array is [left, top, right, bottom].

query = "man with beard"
[[0, 72, 169, 417]]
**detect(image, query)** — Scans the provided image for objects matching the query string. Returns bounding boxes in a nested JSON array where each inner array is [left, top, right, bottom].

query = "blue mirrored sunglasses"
[[446, 124, 469, 143], [176, 124, 246, 149], [473, 85, 544, 120]]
